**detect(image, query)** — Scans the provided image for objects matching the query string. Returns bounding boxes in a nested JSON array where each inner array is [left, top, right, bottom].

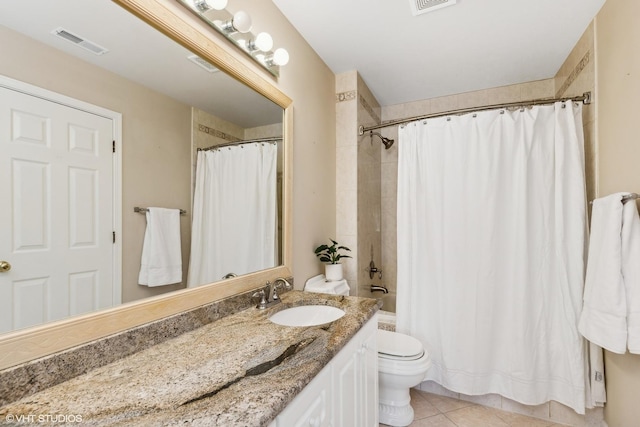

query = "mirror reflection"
[[0, 0, 284, 335]]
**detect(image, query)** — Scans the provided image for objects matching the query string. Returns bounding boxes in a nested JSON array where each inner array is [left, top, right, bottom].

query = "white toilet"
[[377, 329, 431, 426], [304, 275, 432, 427]]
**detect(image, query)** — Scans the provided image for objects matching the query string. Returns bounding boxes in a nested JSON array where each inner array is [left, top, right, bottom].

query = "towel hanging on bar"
[[138, 207, 183, 287]]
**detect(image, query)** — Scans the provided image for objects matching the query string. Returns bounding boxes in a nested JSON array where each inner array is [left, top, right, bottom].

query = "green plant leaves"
[[314, 239, 351, 264]]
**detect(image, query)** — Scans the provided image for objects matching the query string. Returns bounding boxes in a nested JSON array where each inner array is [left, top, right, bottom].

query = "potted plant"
[[314, 239, 351, 281]]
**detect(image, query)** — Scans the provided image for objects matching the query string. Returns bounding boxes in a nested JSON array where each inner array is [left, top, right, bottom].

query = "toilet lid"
[[377, 329, 424, 360]]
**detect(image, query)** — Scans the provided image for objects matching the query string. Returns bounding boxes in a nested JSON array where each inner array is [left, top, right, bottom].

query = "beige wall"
[[0, 25, 191, 304], [595, 0, 640, 425]]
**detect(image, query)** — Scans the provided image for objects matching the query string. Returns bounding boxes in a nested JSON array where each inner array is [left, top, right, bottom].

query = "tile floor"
[[380, 389, 570, 427]]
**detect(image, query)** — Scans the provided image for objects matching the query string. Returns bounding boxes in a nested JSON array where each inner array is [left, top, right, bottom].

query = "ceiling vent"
[[51, 27, 108, 55], [188, 55, 220, 73], [409, 0, 457, 16]]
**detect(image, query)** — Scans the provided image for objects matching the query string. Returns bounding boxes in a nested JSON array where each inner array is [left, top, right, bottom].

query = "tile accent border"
[[556, 50, 591, 98], [336, 90, 356, 102], [197, 123, 241, 142]]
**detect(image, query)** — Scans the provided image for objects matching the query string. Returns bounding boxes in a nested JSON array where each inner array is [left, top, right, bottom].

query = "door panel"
[[0, 86, 114, 333]]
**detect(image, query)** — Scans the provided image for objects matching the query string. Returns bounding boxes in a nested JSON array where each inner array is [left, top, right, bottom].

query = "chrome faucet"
[[370, 284, 389, 294], [253, 277, 293, 309]]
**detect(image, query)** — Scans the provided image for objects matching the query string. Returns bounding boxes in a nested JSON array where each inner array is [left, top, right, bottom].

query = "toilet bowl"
[[377, 329, 431, 427]]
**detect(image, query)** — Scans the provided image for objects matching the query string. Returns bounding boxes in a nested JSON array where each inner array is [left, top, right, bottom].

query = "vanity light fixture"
[[194, 0, 227, 12], [180, 0, 289, 77]]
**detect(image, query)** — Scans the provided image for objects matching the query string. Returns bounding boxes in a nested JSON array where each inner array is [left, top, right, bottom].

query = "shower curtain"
[[396, 102, 588, 413], [187, 143, 277, 287]]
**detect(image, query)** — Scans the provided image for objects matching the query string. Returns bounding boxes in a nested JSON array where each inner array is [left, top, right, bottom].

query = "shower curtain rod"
[[358, 91, 592, 135], [199, 137, 281, 152]]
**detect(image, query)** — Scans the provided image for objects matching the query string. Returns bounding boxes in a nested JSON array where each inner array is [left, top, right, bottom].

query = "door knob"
[[0, 261, 11, 272]]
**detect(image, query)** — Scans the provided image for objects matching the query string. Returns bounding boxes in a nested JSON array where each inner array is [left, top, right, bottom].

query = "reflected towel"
[[579, 193, 640, 353], [138, 207, 182, 287]]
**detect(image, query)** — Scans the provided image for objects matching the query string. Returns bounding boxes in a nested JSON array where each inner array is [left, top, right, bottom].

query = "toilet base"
[[379, 401, 414, 426], [378, 387, 414, 426]]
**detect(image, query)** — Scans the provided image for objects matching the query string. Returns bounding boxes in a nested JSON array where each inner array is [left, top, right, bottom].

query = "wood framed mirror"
[[0, 0, 292, 370]]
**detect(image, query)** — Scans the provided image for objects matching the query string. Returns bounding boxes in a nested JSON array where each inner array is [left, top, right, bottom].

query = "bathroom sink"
[[269, 305, 345, 327]]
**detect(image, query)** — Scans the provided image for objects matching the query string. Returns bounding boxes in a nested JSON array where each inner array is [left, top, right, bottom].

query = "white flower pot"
[[325, 263, 343, 281]]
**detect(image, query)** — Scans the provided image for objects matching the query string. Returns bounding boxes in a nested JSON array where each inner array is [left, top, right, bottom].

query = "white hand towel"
[[623, 198, 640, 353], [579, 193, 628, 353], [138, 207, 182, 287]]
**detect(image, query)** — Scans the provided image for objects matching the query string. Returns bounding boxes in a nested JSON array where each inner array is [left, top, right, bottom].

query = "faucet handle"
[[272, 278, 292, 302], [252, 289, 267, 309]]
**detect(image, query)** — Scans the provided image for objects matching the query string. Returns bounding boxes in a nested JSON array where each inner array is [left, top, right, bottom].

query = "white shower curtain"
[[396, 102, 588, 413], [187, 143, 277, 287]]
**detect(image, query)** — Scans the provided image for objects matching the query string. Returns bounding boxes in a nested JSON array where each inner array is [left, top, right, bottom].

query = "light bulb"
[[253, 32, 273, 52], [232, 11, 252, 33], [272, 48, 289, 66], [209, 0, 227, 10]]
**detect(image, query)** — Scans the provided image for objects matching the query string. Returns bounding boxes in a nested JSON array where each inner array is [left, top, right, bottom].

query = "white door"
[[0, 86, 115, 333]]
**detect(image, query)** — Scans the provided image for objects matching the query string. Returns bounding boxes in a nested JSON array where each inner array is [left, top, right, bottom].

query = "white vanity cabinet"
[[272, 314, 378, 427], [332, 315, 379, 426]]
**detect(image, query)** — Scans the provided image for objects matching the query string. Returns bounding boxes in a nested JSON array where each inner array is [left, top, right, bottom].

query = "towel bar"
[[589, 193, 638, 205], [134, 207, 187, 215]]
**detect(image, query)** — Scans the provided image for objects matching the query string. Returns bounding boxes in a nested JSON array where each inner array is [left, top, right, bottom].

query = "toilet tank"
[[303, 274, 350, 296]]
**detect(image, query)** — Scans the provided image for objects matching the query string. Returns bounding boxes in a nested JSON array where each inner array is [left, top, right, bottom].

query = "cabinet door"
[[359, 323, 379, 426], [333, 315, 378, 427], [276, 367, 332, 427], [333, 344, 359, 426], [276, 314, 379, 427]]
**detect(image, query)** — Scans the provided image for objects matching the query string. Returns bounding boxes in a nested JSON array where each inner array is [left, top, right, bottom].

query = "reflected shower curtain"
[[396, 102, 588, 413], [187, 143, 277, 287]]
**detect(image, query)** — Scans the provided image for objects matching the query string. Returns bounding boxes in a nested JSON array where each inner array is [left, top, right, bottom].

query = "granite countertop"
[[0, 291, 378, 426]]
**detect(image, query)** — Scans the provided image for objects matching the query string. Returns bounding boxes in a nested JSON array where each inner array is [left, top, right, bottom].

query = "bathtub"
[[377, 292, 397, 331]]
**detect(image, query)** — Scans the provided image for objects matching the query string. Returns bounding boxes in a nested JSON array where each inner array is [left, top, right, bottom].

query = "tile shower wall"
[[554, 22, 596, 205], [335, 71, 383, 297]]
